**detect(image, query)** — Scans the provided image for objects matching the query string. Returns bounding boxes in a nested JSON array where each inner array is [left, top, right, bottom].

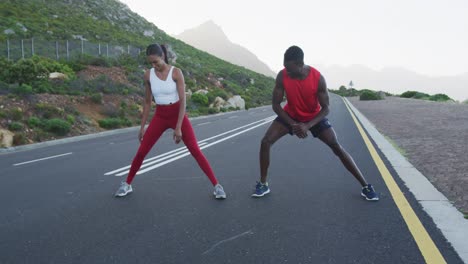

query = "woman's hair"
[[284, 45, 304, 63], [146, 43, 169, 63]]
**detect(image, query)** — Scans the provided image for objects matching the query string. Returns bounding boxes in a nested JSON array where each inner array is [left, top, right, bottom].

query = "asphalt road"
[[0, 95, 463, 263]]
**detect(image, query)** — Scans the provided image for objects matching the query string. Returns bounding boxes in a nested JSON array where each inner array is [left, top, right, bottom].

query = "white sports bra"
[[149, 66, 179, 105]]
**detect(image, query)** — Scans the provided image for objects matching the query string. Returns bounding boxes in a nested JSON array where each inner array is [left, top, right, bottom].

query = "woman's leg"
[[180, 116, 218, 186], [126, 116, 167, 184]]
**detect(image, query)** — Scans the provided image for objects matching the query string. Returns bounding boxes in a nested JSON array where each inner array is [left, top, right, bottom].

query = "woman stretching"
[[115, 43, 226, 199]]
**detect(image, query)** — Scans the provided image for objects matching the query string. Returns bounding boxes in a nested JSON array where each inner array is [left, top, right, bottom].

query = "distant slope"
[[176, 20, 276, 78]]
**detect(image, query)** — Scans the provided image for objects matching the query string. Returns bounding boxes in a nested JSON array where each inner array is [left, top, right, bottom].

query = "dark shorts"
[[274, 116, 332, 138]]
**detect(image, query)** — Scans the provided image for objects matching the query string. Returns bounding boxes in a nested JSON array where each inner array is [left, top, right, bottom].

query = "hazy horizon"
[[119, 0, 468, 100]]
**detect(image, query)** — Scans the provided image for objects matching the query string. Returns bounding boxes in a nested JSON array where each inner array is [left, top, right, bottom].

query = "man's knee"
[[329, 142, 344, 155], [261, 136, 274, 148]]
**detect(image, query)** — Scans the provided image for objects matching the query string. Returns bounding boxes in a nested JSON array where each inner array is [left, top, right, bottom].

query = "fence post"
[[66, 40, 69, 60], [56, 41, 59, 59], [98, 43, 101, 56], [7, 39, 10, 60], [81, 39, 84, 54], [127, 45, 130, 54], [106, 43, 109, 57], [31, 38, 34, 56], [21, 39, 24, 59]]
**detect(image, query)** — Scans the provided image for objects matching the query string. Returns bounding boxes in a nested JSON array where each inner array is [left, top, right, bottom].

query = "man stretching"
[[252, 45, 379, 201]]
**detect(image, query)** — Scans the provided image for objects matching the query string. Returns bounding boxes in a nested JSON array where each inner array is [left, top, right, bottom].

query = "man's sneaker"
[[115, 182, 133, 197], [361, 184, 379, 201], [213, 184, 226, 199], [251, 181, 270, 197]]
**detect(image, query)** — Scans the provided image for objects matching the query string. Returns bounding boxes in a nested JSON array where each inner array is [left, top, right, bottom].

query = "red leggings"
[[126, 101, 218, 186]]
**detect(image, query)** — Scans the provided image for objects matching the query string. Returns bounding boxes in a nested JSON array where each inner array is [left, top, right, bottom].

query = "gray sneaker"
[[213, 184, 226, 199], [115, 182, 133, 197]]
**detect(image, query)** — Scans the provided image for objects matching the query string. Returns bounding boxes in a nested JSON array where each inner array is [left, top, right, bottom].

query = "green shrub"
[[8, 122, 23, 131], [208, 107, 219, 114], [66, 115, 75, 124], [0, 81, 10, 93], [429, 94, 452, 102], [187, 110, 200, 117], [359, 90, 382, 101], [98, 118, 132, 129], [13, 84, 33, 95], [9, 107, 24, 121], [98, 118, 122, 129], [412, 92, 430, 99], [28, 117, 42, 127], [91, 93, 103, 104], [207, 88, 229, 103], [400, 90, 430, 99], [7, 56, 74, 85], [45, 119, 71, 135], [35, 103, 63, 118], [400, 91, 418, 98], [0, 57, 12, 82], [191, 93, 209, 106], [34, 81, 52, 93]]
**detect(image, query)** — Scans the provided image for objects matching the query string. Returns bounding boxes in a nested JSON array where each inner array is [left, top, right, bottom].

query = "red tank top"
[[282, 66, 321, 122]]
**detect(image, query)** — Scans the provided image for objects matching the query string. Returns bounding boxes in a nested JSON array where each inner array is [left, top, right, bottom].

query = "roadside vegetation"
[[330, 85, 454, 102]]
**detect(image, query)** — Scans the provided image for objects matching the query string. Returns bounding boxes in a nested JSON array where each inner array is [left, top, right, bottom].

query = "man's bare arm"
[[272, 70, 296, 125]]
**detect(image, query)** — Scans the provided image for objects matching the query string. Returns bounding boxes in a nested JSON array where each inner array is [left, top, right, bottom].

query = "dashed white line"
[[197, 122, 211, 126], [13, 152, 73, 166]]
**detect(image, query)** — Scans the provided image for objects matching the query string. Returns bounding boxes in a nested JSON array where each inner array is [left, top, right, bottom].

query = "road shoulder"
[[345, 98, 468, 263]]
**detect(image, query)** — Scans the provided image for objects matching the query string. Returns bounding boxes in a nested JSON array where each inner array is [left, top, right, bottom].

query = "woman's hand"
[[138, 128, 145, 142], [173, 127, 182, 144]]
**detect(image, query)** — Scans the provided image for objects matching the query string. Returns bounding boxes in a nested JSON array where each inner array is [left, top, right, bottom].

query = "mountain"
[[320, 65, 468, 101], [176, 20, 276, 78], [0, 0, 275, 108]]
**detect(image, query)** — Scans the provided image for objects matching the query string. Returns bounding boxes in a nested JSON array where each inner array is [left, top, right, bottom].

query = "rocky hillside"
[[0, 0, 275, 148]]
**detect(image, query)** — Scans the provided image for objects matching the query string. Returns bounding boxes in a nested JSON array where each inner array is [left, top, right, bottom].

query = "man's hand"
[[291, 123, 308, 139]]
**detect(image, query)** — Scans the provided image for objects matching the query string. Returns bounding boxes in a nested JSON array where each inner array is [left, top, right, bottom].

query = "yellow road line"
[[343, 99, 446, 264]]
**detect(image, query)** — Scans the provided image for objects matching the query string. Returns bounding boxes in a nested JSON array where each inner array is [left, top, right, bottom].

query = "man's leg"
[[259, 120, 289, 183], [317, 127, 368, 187]]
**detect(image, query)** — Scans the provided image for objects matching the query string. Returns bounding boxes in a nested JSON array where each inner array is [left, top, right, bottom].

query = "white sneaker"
[[115, 182, 133, 197], [213, 184, 226, 199]]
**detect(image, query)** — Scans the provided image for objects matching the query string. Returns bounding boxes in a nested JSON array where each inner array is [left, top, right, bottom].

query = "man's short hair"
[[284, 46, 304, 62]]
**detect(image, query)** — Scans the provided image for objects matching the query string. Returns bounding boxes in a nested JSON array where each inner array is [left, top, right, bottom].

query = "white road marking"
[[105, 116, 275, 176], [196, 122, 211, 126], [13, 152, 73, 166], [105, 142, 207, 176], [134, 118, 274, 175]]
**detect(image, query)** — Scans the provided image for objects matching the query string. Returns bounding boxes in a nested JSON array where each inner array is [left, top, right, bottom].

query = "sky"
[[120, 0, 468, 78]]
